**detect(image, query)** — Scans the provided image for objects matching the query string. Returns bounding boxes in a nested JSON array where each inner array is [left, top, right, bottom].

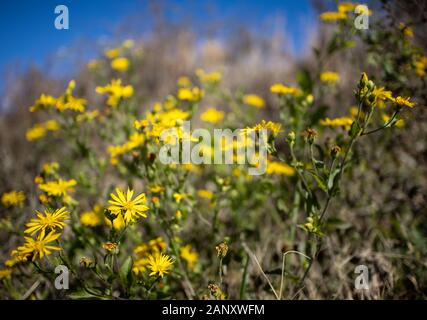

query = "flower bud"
[[215, 242, 229, 259], [304, 128, 318, 145], [287, 131, 296, 146], [330, 145, 341, 158]]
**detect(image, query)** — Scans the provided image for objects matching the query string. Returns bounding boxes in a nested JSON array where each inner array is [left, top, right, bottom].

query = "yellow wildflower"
[[180, 244, 199, 269], [111, 57, 130, 71], [173, 192, 190, 204], [0, 269, 12, 280], [80, 206, 103, 227], [270, 83, 300, 95], [150, 185, 165, 194], [373, 87, 394, 102], [320, 71, 340, 83], [26, 124, 46, 141], [394, 96, 415, 108], [29, 94, 56, 112], [200, 108, 225, 124], [243, 120, 282, 137], [147, 253, 174, 278], [177, 87, 204, 102], [243, 94, 265, 108], [108, 187, 149, 223], [266, 161, 295, 176], [197, 189, 214, 200], [1, 191, 25, 208], [25, 207, 69, 236], [196, 69, 222, 83], [96, 79, 134, 107], [17, 231, 62, 261], [39, 179, 77, 200]]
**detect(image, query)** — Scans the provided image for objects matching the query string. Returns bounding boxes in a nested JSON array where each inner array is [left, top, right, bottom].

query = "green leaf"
[[120, 256, 134, 285], [312, 174, 328, 193], [327, 168, 341, 194], [296, 69, 313, 93]]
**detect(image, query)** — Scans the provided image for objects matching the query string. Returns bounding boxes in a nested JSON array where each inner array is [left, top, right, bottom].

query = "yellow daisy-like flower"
[[243, 120, 282, 137], [25, 207, 69, 236], [320, 71, 340, 83], [195, 69, 222, 84], [372, 87, 394, 102], [38, 179, 77, 199], [177, 87, 205, 102], [96, 79, 134, 108], [394, 96, 415, 108], [111, 57, 130, 71], [200, 108, 225, 124], [108, 188, 149, 223], [26, 124, 46, 141], [197, 189, 214, 200], [180, 244, 199, 270], [173, 192, 190, 204], [29, 94, 56, 112], [147, 253, 174, 278], [266, 161, 295, 176], [80, 205, 103, 227], [243, 94, 265, 108], [270, 83, 300, 96], [18, 231, 62, 261], [1, 191, 25, 208], [0, 269, 12, 280]]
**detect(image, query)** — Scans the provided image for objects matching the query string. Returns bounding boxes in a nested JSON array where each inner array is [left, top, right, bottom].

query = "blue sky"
[[0, 0, 316, 92]]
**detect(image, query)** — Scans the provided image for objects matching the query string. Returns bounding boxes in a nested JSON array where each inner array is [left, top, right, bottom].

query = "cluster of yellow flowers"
[[320, 2, 371, 22], [87, 40, 136, 72], [5, 207, 69, 268], [30, 80, 86, 113], [1, 191, 25, 208], [26, 120, 60, 141], [96, 78, 134, 107]]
